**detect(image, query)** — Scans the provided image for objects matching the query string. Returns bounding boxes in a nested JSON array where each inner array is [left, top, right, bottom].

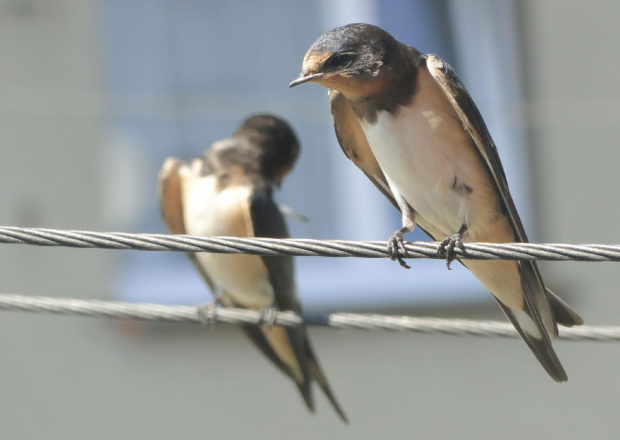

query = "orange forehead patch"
[[302, 51, 332, 73]]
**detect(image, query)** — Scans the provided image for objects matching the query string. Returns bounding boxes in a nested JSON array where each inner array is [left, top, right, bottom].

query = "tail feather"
[[239, 325, 290, 376], [288, 327, 316, 413], [232, 305, 345, 419], [296, 380, 315, 414], [518, 262, 557, 337], [239, 325, 315, 412], [546, 288, 584, 327], [304, 338, 349, 423], [494, 298, 568, 382]]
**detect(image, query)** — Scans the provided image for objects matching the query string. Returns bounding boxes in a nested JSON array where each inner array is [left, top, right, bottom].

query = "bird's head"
[[290, 23, 398, 98], [234, 114, 300, 187]]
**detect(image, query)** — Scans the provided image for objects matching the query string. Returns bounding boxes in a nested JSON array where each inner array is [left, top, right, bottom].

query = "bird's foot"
[[437, 233, 465, 270], [258, 306, 278, 327], [196, 301, 219, 327], [387, 231, 411, 269]]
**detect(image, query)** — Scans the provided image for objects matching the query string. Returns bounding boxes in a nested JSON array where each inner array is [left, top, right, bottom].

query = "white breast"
[[180, 170, 274, 308], [359, 71, 498, 239]]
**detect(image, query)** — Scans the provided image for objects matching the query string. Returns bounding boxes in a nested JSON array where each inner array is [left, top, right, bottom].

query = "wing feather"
[[330, 90, 399, 210], [425, 54, 583, 380], [158, 158, 218, 293], [250, 188, 348, 422]]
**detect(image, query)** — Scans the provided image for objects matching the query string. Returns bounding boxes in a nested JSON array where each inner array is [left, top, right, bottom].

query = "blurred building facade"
[[0, 0, 619, 438]]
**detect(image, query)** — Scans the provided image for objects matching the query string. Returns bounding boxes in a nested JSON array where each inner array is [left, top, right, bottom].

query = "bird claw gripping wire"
[[387, 232, 411, 269], [438, 233, 466, 270], [258, 306, 279, 327], [197, 302, 218, 328]]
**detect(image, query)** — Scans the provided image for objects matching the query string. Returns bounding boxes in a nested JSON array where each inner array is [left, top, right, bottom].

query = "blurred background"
[[0, 0, 619, 438]]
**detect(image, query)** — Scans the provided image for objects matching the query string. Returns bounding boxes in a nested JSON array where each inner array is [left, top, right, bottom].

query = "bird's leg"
[[438, 223, 468, 270], [387, 208, 416, 269]]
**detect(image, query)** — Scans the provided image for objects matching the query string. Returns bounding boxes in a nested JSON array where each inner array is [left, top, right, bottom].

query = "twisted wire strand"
[[0, 226, 617, 340], [0, 226, 619, 261], [0, 293, 617, 341]]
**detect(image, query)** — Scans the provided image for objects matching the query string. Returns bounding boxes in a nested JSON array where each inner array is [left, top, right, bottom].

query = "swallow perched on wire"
[[158, 114, 347, 421], [290, 23, 583, 382]]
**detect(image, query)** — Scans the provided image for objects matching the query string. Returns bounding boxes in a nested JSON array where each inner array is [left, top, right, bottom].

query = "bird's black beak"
[[289, 72, 325, 88]]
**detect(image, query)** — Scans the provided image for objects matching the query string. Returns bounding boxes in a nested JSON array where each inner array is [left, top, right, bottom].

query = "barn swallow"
[[158, 114, 347, 421], [290, 23, 583, 382]]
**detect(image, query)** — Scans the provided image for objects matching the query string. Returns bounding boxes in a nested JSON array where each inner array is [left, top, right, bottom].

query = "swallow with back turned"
[[158, 114, 347, 421], [290, 23, 583, 382]]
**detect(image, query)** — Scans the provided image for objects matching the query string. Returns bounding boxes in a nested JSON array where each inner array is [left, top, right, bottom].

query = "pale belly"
[[181, 173, 274, 308], [360, 104, 524, 308], [360, 105, 499, 240]]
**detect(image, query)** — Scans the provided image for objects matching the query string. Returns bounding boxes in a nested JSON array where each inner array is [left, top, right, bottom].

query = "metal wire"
[[0, 226, 617, 341], [0, 226, 619, 262], [0, 293, 617, 342]]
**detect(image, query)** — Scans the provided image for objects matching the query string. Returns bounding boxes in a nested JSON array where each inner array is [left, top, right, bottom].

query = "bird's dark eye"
[[324, 52, 357, 70]]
